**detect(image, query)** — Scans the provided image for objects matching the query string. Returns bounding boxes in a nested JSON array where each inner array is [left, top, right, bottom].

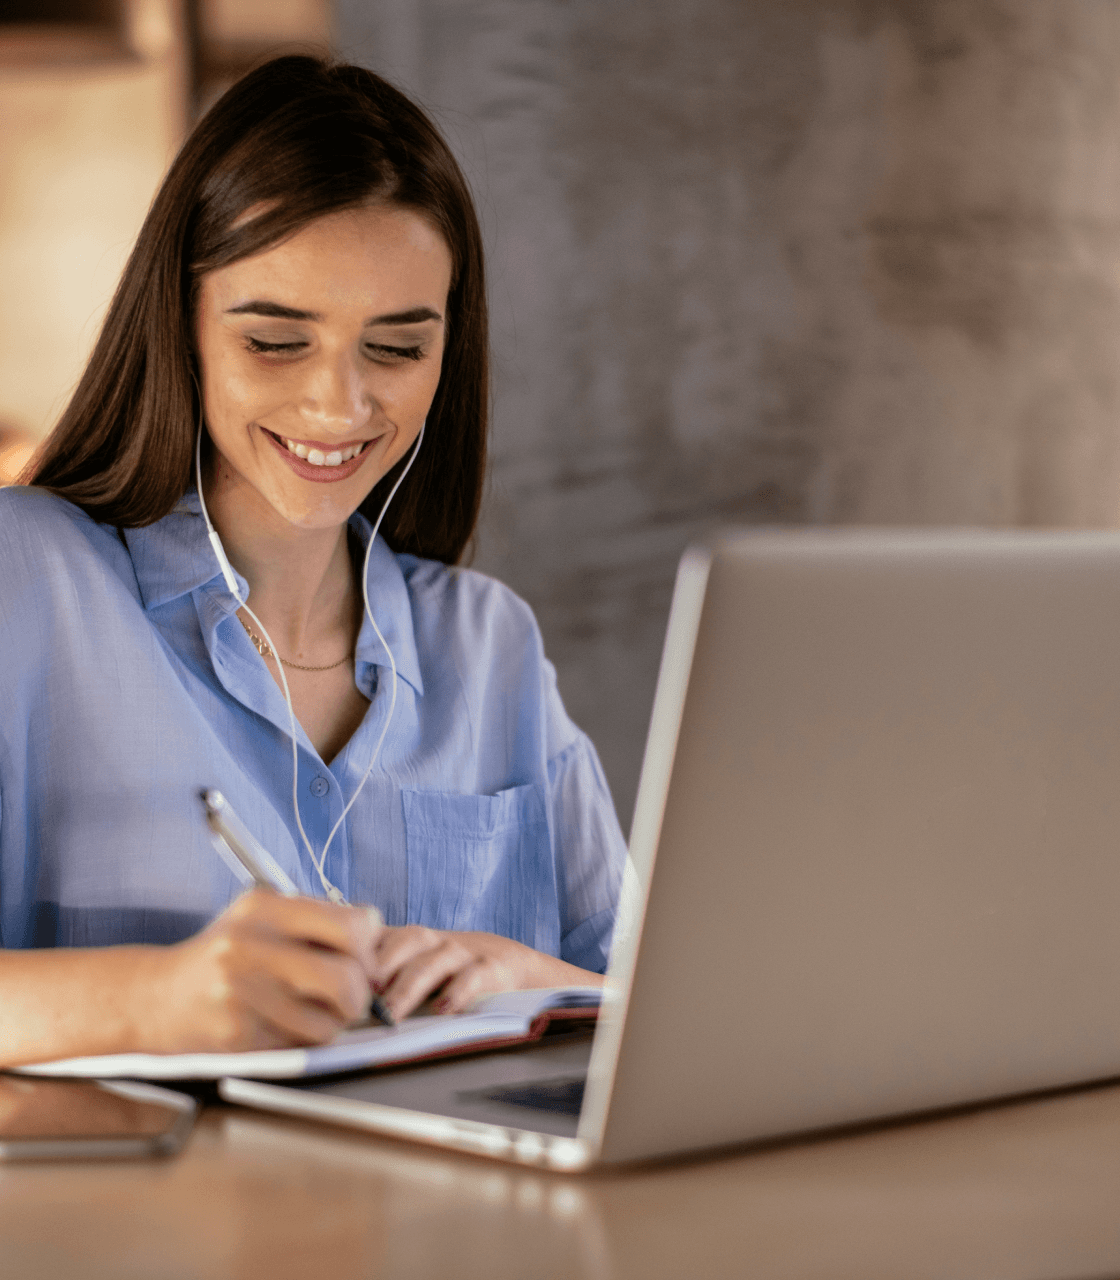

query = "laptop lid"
[[586, 527, 1120, 1164]]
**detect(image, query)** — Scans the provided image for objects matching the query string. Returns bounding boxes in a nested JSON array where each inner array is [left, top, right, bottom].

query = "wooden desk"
[[4, 1082, 1120, 1279]]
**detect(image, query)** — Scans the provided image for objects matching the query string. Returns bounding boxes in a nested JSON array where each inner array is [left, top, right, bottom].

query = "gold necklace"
[[238, 616, 352, 672]]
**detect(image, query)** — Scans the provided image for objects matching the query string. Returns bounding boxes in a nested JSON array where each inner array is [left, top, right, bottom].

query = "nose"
[[298, 348, 372, 436]]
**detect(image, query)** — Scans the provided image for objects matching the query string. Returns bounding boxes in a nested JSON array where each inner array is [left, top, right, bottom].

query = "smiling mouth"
[[266, 431, 372, 469]]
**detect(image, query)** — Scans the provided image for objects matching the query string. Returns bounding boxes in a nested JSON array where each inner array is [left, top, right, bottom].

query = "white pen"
[[199, 789, 396, 1026], [201, 788, 299, 896]]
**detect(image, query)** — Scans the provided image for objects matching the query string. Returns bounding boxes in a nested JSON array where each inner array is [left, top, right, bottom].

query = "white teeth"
[[283, 438, 365, 467]]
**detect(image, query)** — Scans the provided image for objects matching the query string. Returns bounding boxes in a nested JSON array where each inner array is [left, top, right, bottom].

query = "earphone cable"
[[194, 421, 425, 904], [313, 421, 425, 894]]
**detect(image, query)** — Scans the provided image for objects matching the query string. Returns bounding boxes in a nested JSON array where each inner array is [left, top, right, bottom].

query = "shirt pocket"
[[402, 783, 559, 953]]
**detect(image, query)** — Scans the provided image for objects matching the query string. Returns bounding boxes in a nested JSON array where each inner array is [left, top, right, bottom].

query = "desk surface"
[[3, 1081, 1120, 1280]]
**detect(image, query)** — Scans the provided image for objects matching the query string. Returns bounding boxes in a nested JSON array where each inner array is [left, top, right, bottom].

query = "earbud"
[[194, 425, 243, 599], [208, 530, 242, 601]]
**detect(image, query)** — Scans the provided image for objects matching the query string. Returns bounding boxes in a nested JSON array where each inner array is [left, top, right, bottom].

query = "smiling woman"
[[197, 204, 454, 767], [0, 57, 625, 1067], [197, 204, 450, 535]]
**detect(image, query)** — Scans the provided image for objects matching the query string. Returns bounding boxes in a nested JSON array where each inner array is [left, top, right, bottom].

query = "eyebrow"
[[225, 301, 443, 325]]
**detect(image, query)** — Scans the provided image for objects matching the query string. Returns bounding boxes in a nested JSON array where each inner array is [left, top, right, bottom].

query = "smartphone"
[[0, 1076, 197, 1161]]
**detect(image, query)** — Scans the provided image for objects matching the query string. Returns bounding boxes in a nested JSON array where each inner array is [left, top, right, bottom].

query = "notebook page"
[[13, 988, 601, 1082]]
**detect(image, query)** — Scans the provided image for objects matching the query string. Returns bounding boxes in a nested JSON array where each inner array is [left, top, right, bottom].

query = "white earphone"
[[195, 421, 426, 904]]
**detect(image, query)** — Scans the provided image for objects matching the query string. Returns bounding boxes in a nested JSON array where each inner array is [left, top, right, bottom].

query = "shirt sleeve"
[[547, 732, 628, 973]]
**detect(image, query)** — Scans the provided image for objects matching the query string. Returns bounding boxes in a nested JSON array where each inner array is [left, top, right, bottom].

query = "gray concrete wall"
[[336, 0, 1120, 830]]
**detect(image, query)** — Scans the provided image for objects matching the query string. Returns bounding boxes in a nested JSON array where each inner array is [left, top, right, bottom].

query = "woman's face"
[[195, 203, 453, 532]]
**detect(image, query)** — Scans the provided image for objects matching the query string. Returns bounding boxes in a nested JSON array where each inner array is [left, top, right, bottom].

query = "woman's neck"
[[204, 473, 361, 660]]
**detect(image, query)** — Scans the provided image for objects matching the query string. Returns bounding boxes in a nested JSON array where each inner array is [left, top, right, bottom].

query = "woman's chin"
[[252, 478, 364, 534]]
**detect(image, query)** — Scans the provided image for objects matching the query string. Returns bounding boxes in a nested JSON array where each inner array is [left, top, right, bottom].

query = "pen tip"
[[369, 995, 396, 1027]]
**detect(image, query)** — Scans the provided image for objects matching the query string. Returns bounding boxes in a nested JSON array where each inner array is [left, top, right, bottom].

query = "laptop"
[[221, 527, 1120, 1169]]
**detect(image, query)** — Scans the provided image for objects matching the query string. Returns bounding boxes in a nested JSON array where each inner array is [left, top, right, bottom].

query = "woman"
[[0, 56, 625, 1066]]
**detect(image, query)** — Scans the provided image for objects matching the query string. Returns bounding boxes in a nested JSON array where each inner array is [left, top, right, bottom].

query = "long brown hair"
[[29, 56, 488, 564]]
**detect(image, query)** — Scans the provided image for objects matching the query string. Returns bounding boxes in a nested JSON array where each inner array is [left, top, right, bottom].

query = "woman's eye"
[[366, 344, 425, 363], [244, 336, 307, 355]]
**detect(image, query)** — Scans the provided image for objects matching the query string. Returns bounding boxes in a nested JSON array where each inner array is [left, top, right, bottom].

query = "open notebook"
[[14, 988, 601, 1082]]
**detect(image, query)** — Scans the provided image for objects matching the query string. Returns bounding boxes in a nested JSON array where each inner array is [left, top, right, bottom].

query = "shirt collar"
[[123, 491, 424, 696], [122, 491, 233, 610], [349, 509, 424, 697]]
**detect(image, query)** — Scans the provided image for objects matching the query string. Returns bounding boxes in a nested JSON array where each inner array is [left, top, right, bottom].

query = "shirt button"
[[309, 776, 330, 797]]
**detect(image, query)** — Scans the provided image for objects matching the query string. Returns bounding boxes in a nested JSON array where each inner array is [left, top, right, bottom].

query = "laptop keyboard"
[[460, 1075, 586, 1116]]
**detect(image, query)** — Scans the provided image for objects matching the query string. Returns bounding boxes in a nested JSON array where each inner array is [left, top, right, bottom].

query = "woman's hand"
[[370, 926, 604, 1021], [134, 890, 383, 1054], [0, 906, 596, 1068]]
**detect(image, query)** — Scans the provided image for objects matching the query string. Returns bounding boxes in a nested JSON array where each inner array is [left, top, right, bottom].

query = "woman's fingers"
[[257, 933, 371, 1025], [379, 935, 476, 1020], [152, 904, 595, 1054], [147, 891, 386, 1053], [369, 925, 445, 989], [433, 956, 516, 1014], [225, 945, 362, 1048], [367, 924, 590, 1021], [199, 927, 367, 1039], [225, 890, 383, 977], [214, 976, 339, 1052]]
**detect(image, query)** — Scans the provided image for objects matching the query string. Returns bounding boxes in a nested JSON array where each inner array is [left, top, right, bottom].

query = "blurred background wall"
[[0, 1, 186, 457], [6, 0, 1120, 829], [337, 0, 1120, 828]]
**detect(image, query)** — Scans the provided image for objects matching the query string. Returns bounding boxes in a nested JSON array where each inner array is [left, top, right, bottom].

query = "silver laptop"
[[221, 527, 1120, 1169]]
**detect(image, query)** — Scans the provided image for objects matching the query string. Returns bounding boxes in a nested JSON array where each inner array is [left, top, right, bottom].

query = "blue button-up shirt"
[[0, 486, 625, 972]]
